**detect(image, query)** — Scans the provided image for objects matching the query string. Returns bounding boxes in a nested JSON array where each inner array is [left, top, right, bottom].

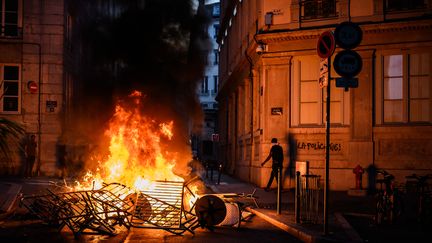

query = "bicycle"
[[405, 173, 432, 224], [374, 169, 404, 225]]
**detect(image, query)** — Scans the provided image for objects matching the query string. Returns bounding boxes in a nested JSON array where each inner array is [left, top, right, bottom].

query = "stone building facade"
[[0, 0, 67, 176], [217, 0, 432, 190], [194, 0, 220, 163]]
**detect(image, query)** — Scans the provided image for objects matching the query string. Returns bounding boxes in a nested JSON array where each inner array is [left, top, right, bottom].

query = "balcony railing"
[[200, 90, 209, 96], [0, 26, 23, 39], [385, 0, 428, 13], [300, 0, 338, 21]]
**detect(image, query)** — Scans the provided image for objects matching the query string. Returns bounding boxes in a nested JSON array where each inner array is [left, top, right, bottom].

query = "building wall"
[[0, 0, 65, 176], [217, 0, 432, 190], [195, 1, 220, 163]]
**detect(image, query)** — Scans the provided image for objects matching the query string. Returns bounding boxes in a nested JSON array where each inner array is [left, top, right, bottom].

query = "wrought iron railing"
[[300, 0, 338, 21], [385, 0, 428, 13], [0, 26, 23, 38]]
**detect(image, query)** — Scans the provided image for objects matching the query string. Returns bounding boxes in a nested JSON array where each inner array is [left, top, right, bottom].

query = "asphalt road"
[[0, 212, 300, 243], [0, 178, 301, 243]]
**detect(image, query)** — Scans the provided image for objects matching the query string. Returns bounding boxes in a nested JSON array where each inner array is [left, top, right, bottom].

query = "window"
[[213, 49, 219, 65], [212, 4, 220, 17], [213, 24, 219, 39], [213, 75, 218, 94], [1, 65, 20, 112], [1, 0, 21, 37], [300, 0, 337, 20], [377, 52, 431, 124], [291, 55, 349, 126], [201, 76, 208, 95]]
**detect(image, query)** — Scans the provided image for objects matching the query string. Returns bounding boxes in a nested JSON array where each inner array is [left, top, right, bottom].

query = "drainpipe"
[[245, 46, 253, 183], [371, 49, 376, 167]]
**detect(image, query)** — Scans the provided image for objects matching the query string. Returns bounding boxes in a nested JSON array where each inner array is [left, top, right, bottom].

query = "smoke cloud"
[[64, 0, 211, 176]]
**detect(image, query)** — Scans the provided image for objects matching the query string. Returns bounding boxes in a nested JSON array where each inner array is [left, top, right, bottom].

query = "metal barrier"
[[20, 177, 255, 236], [21, 181, 199, 236], [131, 180, 199, 235], [21, 183, 135, 237], [296, 173, 321, 224]]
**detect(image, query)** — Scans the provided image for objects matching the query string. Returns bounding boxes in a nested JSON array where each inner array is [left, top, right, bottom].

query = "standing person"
[[24, 134, 37, 178], [261, 138, 284, 191]]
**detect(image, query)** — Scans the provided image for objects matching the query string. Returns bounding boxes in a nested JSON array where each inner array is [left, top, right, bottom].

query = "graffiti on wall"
[[297, 141, 342, 152]]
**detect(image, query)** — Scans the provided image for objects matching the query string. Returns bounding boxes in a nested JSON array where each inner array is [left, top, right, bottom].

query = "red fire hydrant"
[[353, 165, 364, 189]]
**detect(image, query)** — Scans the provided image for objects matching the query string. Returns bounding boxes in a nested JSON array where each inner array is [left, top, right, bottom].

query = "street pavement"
[[1, 173, 430, 243], [202, 172, 363, 243], [0, 177, 300, 243], [202, 171, 430, 243]]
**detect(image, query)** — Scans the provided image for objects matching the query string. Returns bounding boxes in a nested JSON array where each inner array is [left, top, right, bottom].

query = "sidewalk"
[[0, 182, 22, 216], [203, 173, 364, 243]]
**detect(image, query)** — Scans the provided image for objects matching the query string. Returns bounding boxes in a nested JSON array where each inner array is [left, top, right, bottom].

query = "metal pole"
[[324, 56, 331, 235], [277, 167, 282, 214], [295, 171, 300, 223]]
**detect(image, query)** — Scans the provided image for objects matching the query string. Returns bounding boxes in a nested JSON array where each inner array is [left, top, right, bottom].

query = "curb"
[[210, 183, 318, 243], [246, 206, 318, 243], [334, 213, 363, 243], [0, 183, 22, 213]]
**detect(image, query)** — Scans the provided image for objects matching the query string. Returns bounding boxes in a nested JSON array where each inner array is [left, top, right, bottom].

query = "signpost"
[[317, 31, 335, 89], [333, 50, 362, 77], [333, 22, 363, 91], [317, 30, 336, 59], [334, 21, 363, 49], [316, 22, 362, 236], [319, 58, 329, 88], [27, 81, 38, 93]]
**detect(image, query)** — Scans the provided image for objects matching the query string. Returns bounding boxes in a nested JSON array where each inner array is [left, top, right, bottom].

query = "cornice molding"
[[257, 20, 432, 44]]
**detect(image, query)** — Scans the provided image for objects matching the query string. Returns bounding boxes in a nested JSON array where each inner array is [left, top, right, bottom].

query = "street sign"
[[316, 31, 336, 58], [271, 107, 283, 115], [319, 58, 329, 88], [212, 133, 219, 142], [333, 50, 362, 77], [27, 81, 38, 93], [336, 77, 358, 91], [334, 22, 362, 49]]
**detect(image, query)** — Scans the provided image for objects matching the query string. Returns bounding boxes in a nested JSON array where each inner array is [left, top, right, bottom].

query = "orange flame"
[[75, 92, 184, 191]]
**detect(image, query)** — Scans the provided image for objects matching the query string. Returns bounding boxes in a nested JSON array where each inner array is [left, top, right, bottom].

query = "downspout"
[[34, 42, 42, 176], [245, 42, 254, 183], [371, 49, 376, 167], [287, 56, 293, 177]]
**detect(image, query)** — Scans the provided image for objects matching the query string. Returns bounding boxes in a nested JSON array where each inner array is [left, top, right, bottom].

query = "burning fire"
[[75, 91, 185, 191]]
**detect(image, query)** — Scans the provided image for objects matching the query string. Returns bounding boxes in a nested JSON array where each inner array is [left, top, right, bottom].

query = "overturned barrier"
[[20, 183, 134, 236], [20, 178, 256, 237], [131, 180, 199, 235], [21, 179, 200, 236]]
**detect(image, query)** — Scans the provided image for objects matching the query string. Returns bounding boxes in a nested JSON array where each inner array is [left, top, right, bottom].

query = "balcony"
[[385, 0, 428, 13], [300, 0, 338, 21], [0, 26, 22, 39], [199, 90, 209, 96]]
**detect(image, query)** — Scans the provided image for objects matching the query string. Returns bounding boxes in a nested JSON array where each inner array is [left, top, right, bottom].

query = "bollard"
[[277, 167, 282, 215], [217, 163, 222, 185], [295, 171, 300, 223]]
